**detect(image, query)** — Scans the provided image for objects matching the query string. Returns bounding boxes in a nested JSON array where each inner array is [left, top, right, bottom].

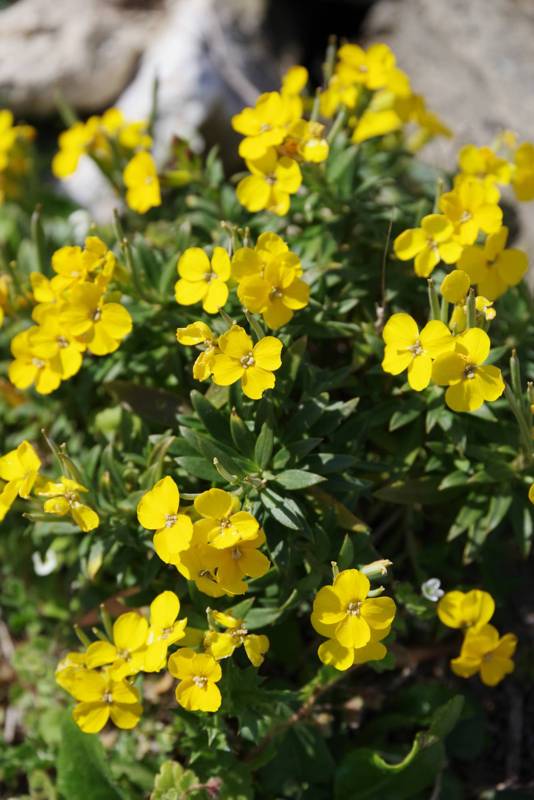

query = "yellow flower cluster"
[[52, 107, 161, 215], [8, 237, 132, 395], [137, 478, 271, 597], [438, 589, 517, 687], [233, 67, 329, 215], [0, 109, 35, 204], [175, 232, 310, 329], [0, 440, 99, 530], [394, 141, 530, 291], [56, 591, 270, 730], [319, 43, 451, 149], [385, 133, 534, 413], [381, 314, 505, 413], [177, 322, 283, 400], [311, 568, 396, 671]]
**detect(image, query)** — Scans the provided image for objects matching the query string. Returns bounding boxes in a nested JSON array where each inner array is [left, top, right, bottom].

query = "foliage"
[[1, 40, 534, 800]]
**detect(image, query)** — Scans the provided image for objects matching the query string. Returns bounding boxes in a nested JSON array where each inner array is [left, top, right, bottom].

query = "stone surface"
[[55, 0, 279, 218], [0, 0, 165, 116], [362, 0, 534, 264]]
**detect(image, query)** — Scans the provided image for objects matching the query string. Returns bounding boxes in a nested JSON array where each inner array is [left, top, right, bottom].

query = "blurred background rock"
[[0, 0, 532, 250]]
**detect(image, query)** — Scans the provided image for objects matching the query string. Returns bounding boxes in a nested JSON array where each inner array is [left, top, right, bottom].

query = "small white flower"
[[421, 577, 444, 602], [32, 548, 58, 576]]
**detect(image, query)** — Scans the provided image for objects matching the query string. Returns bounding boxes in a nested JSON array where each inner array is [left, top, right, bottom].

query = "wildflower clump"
[[8, 236, 132, 394], [2, 36, 534, 800]]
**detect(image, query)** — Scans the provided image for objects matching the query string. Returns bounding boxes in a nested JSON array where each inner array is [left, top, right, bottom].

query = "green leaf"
[[261, 489, 308, 532], [274, 469, 326, 490], [254, 422, 274, 469], [190, 390, 232, 445], [230, 410, 256, 458], [57, 713, 125, 800], [428, 695, 464, 739]]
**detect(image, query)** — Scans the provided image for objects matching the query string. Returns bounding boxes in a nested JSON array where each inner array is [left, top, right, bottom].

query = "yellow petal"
[[73, 702, 109, 733], [150, 590, 180, 629], [113, 611, 149, 652], [241, 366, 275, 399], [194, 488, 234, 520], [137, 476, 180, 530]]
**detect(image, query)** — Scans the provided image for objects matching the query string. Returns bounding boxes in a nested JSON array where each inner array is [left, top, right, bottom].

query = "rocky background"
[[0, 0, 532, 250]]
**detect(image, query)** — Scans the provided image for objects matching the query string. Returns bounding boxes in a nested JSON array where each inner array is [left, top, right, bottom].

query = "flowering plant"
[[1, 41, 533, 799]]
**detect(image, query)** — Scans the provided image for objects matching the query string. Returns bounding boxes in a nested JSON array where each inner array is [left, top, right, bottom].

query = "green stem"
[[505, 383, 534, 460], [327, 107, 347, 144], [427, 279, 440, 321], [466, 289, 476, 329]]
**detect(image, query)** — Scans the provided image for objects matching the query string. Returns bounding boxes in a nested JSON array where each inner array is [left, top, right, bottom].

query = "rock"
[[56, 0, 280, 219], [0, 0, 164, 116], [362, 0, 534, 265]]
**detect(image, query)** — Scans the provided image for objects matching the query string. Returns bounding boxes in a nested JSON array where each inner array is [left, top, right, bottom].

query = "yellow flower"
[[352, 108, 403, 144], [440, 270, 471, 306], [231, 232, 301, 283], [37, 475, 100, 531], [437, 589, 495, 630], [439, 177, 502, 245], [280, 119, 329, 163], [60, 282, 132, 356], [529, 484, 534, 504], [176, 321, 219, 381], [0, 440, 41, 522], [316, 629, 391, 672], [52, 118, 100, 179], [144, 591, 188, 672], [27, 318, 85, 381], [212, 325, 283, 400], [457, 144, 511, 185], [175, 534, 226, 598], [450, 624, 517, 687], [511, 142, 534, 201], [193, 488, 259, 549], [50, 237, 116, 295], [440, 271, 495, 332], [212, 529, 271, 595], [237, 256, 309, 329], [123, 151, 161, 214], [8, 329, 63, 395], [431, 328, 505, 412], [68, 669, 142, 733], [337, 43, 403, 92], [137, 476, 193, 565], [85, 610, 149, 680], [311, 568, 396, 650], [319, 74, 359, 119], [168, 648, 222, 712], [175, 247, 231, 314], [236, 148, 302, 216], [205, 611, 270, 667], [457, 226, 528, 301], [381, 313, 454, 391], [393, 214, 463, 277], [232, 91, 294, 160]]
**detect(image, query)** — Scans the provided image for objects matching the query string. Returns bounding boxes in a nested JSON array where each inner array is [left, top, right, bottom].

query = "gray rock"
[[0, 0, 165, 115]]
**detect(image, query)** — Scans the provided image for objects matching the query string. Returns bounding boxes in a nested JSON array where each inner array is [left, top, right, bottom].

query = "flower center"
[[118, 649, 131, 661], [57, 336, 69, 348], [232, 627, 248, 641], [231, 546, 242, 560], [459, 211, 472, 223], [161, 626, 174, 639], [409, 340, 424, 356], [260, 124, 271, 133], [64, 490, 77, 505], [102, 691, 113, 704], [192, 675, 207, 688], [165, 513, 177, 527], [145, 176, 154, 185], [240, 352, 255, 368], [265, 174, 276, 185], [92, 308, 102, 322], [204, 271, 217, 283], [346, 601, 362, 616], [463, 363, 477, 380], [270, 287, 283, 300], [32, 357, 45, 368]]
